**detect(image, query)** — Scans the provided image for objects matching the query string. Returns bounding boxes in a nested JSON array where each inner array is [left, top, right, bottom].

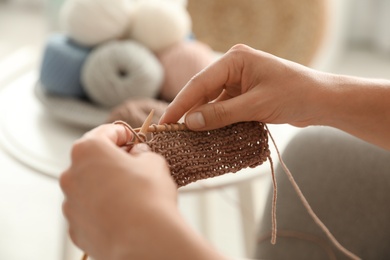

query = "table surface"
[[0, 72, 301, 192]]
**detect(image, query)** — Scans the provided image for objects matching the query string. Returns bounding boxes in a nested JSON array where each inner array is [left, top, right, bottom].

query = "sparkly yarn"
[[157, 40, 215, 101], [60, 0, 132, 46], [81, 40, 164, 108], [127, 0, 191, 52]]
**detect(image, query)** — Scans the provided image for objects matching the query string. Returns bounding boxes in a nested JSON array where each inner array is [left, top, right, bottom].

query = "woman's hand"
[[160, 44, 327, 130], [60, 124, 177, 259], [160, 44, 390, 150], [60, 124, 226, 260]]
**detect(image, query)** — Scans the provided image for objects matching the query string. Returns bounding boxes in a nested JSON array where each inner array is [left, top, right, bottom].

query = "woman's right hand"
[[160, 44, 390, 150], [160, 44, 329, 130]]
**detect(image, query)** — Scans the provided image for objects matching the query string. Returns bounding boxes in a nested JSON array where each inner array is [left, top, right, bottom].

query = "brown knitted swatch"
[[147, 121, 270, 187]]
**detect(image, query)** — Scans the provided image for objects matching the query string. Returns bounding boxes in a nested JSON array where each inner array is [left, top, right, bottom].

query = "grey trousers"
[[255, 126, 390, 260]]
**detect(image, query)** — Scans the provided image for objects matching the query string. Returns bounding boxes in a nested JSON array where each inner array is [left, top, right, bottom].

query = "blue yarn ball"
[[39, 34, 91, 98]]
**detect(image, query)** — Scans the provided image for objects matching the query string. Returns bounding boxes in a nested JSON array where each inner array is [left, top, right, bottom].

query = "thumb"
[[185, 97, 251, 130]]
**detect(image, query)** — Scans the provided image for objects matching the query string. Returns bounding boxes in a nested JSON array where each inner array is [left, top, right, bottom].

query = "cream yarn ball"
[[60, 0, 132, 46], [128, 0, 192, 52], [164, 0, 187, 7], [81, 40, 164, 107]]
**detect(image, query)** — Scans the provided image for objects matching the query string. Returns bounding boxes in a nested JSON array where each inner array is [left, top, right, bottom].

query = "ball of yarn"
[[128, 0, 192, 52], [164, 0, 187, 7], [106, 98, 168, 128], [157, 40, 215, 101], [60, 0, 132, 46], [81, 40, 164, 108], [39, 34, 91, 98]]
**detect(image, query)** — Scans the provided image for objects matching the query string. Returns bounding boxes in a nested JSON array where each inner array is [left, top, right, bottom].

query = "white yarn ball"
[[128, 0, 192, 52], [163, 0, 187, 7], [60, 0, 133, 46], [132, 0, 187, 5], [81, 40, 164, 107]]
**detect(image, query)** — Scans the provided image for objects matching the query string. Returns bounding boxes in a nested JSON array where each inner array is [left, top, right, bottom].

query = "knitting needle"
[[135, 109, 154, 144], [133, 123, 188, 133]]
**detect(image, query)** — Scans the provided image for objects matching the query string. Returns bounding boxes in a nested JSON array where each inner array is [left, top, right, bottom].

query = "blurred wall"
[[347, 0, 390, 54]]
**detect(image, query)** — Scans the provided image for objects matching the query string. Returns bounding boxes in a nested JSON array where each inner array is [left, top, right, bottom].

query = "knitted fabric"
[[145, 121, 270, 187]]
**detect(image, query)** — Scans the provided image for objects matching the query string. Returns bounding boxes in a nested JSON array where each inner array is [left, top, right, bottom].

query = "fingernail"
[[186, 112, 205, 129], [131, 143, 150, 154]]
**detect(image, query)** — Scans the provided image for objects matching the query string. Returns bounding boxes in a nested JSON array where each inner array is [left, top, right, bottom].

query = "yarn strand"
[[81, 253, 88, 260], [265, 125, 361, 260], [267, 155, 278, 245]]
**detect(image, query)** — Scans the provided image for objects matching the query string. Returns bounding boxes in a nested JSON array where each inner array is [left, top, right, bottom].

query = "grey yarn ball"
[[81, 40, 164, 107]]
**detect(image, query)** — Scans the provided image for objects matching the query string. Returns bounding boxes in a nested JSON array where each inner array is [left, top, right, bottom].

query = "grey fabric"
[[255, 126, 390, 260]]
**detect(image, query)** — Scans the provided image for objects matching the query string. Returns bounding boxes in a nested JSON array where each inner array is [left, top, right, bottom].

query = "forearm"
[[315, 73, 390, 150], [114, 205, 228, 260], [150, 209, 227, 260]]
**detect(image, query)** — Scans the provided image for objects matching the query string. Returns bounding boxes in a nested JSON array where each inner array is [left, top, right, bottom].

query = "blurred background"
[[0, 0, 390, 259]]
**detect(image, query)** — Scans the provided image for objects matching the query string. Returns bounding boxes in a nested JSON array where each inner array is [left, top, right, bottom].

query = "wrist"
[[313, 73, 390, 148]]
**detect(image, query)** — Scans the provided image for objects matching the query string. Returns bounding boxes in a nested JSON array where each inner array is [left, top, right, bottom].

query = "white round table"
[[0, 73, 84, 178], [0, 72, 300, 259]]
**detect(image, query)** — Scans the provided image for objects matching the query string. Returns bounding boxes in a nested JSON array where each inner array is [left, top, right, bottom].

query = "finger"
[[159, 56, 232, 124], [59, 169, 71, 196], [130, 143, 151, 155], [84, 124, 134, 148], [62, 200, 71, 221], [184, 91, 257, 130], [180, 89, 235, 128], [213, 88, 236, 103]]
